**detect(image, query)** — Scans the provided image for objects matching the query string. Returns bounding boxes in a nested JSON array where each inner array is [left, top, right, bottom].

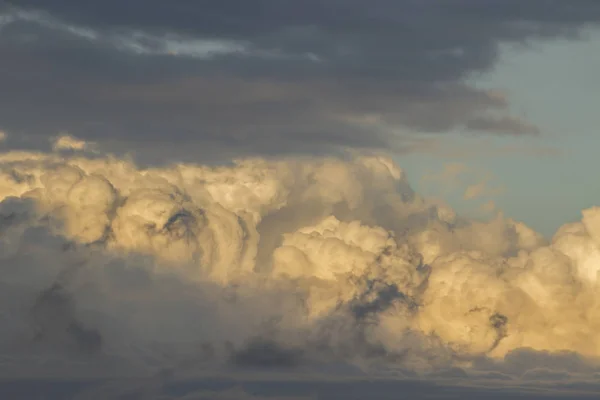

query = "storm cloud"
[[1, 1, 600, 161]]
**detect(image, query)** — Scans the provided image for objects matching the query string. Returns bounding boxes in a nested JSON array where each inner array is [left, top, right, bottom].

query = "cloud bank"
[[1, 144, 600, 397], [1, 1, 600, 161]]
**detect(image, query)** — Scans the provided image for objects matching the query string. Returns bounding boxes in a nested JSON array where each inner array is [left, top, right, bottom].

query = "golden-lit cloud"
[[0, 137, 599, 400]]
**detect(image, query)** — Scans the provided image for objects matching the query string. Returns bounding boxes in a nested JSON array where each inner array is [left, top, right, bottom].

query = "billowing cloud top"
[[2, 1, 600, 161], [1, 143, 600, 398]]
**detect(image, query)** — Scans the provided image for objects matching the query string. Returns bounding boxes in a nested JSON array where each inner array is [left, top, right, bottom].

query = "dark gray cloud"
[[31, 283, 103, 356], [1, 1, 599, 161], [229, 338, 304, 368], [3, 375, 600, 400]]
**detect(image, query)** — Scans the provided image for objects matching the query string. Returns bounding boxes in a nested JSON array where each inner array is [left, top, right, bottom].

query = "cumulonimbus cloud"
[[1, 144, 600, 392]]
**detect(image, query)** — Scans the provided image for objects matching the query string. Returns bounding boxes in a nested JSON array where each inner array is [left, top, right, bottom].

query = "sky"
[[400, 29, 600, 237], [3, 1, 600, 399]]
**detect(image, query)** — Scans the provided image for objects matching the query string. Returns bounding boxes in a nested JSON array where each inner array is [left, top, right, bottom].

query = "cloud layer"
[[1, 1, 600, 161]]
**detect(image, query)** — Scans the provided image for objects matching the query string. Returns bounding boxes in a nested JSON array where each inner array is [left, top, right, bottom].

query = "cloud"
[[51, 133, 95, 152], [1, 2, 600, 161], [422, 162, 504, 205], [0, 142, 599, 399], [30, 282, 103, 356], [463, 180, 504, 200], [2, 4, 600, 398], [480, 200, 497, 214], [466, 115, 541, 135], [5, 375, 600, 399], [230, 338, 304, 368], [422, 163, 469, 185]]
